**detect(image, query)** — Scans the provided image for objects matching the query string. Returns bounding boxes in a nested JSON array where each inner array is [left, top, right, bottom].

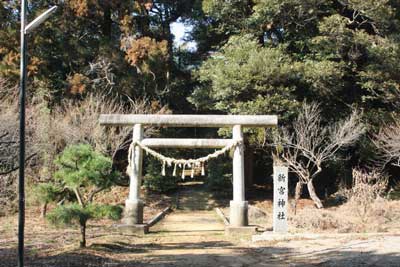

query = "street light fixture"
[[19, 2, 57, 267], [24, 6, 58, 34]]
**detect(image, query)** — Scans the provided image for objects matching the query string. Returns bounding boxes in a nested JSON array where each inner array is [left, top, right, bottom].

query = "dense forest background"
[[1, 0, 400, 212]]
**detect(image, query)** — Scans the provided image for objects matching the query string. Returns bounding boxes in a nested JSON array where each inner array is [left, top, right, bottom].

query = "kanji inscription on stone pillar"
[[273, 165, 288, 233]]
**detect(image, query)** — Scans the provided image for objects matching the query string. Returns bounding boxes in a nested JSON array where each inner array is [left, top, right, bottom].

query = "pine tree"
[[45, 144, 122, 248]]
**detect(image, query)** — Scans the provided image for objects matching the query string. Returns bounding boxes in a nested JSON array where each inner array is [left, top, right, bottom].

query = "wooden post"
[[123, 124, 144, 225], [230, 125, 248, 227]]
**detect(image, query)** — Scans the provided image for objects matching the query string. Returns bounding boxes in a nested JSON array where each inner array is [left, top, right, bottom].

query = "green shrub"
[[34, 183, 63, 204], [143, 158, 180, 193], [205, 158, 232, 191], [33, 183, 64, 217], [44, 144, 122, 247], [48, 203, 123, 226]]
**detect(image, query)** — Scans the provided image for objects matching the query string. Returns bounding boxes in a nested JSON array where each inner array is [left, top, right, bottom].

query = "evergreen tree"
[[34, 182, 63, 218], [190, 0, 400, 124], [45, 144, 122, 247]]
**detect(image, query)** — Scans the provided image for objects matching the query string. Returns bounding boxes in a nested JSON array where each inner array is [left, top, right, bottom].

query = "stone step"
[[178, 201, 211, 205], [178, 207, 213, 211], [179, 201, 209, 204], [179, 205, 210, 208], [177, 203, 213, 209]]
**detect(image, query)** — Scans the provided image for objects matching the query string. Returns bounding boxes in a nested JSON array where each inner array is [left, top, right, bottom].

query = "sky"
[[170, 21, 197, 51]]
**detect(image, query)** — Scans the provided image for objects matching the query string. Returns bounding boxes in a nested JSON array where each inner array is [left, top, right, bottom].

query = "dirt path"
[[151, 210, 225, 233], [152, 181, 226, 233]]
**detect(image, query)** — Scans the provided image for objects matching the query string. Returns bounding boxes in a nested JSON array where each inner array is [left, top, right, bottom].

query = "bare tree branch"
[[373, 120, 400, 168], [271, 102, 365, 208], [0, 153, 37, 175]]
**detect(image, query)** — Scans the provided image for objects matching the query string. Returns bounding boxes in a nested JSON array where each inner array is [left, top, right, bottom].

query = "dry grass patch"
[[290, 200, 399, 233], [252, 169, 400, 233], [290, 169, 400, 233]]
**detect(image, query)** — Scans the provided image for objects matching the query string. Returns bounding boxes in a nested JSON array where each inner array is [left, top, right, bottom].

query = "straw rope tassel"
[[191, 167, 195, 178], [172, 163, 177, 176], [127, 140, 240, 178], [161, 160, 166, 176], [181, 163, 186, 179]]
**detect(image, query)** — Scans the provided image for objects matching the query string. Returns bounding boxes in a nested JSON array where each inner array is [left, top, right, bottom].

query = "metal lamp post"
[[19, 3, 57, 267]]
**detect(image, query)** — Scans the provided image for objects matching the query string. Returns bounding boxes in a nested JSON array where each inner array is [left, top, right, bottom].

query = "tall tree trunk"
[[136, 13, 150, 36], [162, 21, 174, 63], [294, 181, 302, 215], [102, 3, 112, 40], [244, 145, 254, 187], [79, 223, 86, 248], [40, 202, 48, 218], [307, 180, 324, 208]]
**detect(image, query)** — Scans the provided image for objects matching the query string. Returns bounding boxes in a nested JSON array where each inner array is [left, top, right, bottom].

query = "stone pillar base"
[[115, 223, 148, 235], [229, 200, 248, 227], [122, 199, 144, 225], [225, 226, 257, 236]]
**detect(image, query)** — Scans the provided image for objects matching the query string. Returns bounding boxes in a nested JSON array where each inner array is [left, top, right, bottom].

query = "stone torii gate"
[[99, 114, 277, 230]]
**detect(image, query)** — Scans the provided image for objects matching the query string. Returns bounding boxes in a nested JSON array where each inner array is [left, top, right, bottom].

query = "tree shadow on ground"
[[1, 238, 400, 267], [90, 240, 233, 253], [150, 229, 224, 234]]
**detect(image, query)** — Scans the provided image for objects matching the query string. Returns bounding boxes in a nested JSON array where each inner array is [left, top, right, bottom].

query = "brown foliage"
[[27, 56, 43, 76], [0, 50, 19, 77], [69, 0, 89, 16], [67, 73, 90, 95], [68, 0, 120, 17], [124, 37, 169, 74], [119, 15, 135, 35], [0, 51, 42, 79], [134, 0, 154, 13]]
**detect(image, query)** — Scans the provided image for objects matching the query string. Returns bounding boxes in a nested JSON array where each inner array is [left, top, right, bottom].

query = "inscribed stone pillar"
[[273, 165, 288, 233]]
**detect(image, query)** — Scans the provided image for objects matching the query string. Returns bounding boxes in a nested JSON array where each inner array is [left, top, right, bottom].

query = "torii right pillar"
[[229, 125, 249, 227]]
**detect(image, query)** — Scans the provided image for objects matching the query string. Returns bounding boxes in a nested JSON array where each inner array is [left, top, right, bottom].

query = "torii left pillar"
[[122, 124, 145, 226], [229, 125, 248, 227]]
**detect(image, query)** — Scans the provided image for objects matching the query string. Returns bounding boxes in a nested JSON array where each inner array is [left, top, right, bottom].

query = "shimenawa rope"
[[127, 139, 241, 179]]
